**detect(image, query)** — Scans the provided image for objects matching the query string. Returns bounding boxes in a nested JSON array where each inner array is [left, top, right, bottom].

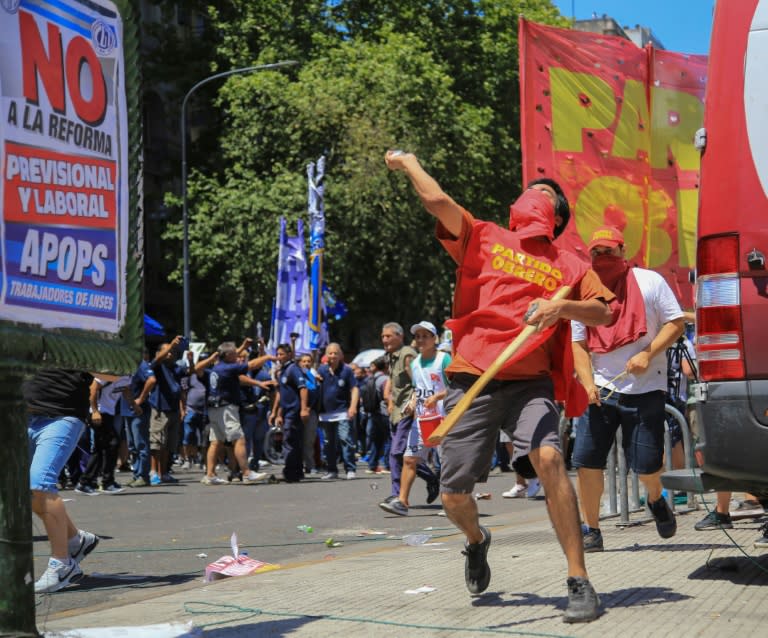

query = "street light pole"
[[180, 61, 298, 337]]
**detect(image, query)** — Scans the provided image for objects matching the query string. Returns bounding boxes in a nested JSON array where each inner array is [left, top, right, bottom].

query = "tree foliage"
[[156, 0, 568, 343]]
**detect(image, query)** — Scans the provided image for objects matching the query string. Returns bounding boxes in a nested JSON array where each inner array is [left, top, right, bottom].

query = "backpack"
[[361, 375, 381, 413]]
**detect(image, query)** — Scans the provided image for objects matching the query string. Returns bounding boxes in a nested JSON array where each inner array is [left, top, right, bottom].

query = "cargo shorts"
[[439, 375, 561, 494]]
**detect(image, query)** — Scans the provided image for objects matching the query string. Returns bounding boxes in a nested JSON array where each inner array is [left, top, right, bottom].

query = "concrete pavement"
[[38, 493, 768, 637]]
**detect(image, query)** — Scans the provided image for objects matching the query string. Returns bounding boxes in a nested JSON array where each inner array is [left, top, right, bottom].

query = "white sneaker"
[[346, 471, 357, 480], [68, 530, 99, 564], [502, 484, 527, 498], [243, 471, 269, 484], [526, 478, 542, 498], [200, 476, 228, 486], [321, 472, 338, 480], [34, 557, 82, 593], [182, 460, 191, 470]]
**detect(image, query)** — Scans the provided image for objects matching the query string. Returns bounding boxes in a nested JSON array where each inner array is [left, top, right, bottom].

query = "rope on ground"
[[182, 600, 578, 637], [697, 495, 768, 574]]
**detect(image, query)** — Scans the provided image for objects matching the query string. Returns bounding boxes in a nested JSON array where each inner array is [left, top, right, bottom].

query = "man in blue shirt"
[[149, 336, 187, 485], [317, 343, 360, 480], [120, 351, 156, 488], [271, 343, 310, 482], [197, 339, 275, 485]]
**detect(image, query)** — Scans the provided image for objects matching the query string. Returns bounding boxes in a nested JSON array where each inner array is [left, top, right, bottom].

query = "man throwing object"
[[385, 150, 613, 623]]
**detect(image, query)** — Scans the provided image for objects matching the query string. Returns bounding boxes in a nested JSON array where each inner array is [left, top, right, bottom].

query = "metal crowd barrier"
[[600, 402, 698, 526]]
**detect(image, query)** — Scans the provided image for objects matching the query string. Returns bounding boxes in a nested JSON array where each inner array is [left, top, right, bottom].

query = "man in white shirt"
[[572, 226, 684, 552]]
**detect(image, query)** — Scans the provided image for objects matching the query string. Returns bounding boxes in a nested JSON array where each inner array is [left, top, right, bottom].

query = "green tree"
[[159, 0, 568, 343]]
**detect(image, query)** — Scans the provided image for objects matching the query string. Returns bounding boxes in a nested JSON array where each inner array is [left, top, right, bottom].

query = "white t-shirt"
[[572, 268, 683, 395]]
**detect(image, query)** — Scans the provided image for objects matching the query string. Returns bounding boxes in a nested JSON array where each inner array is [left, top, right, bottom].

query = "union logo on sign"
[[91, 19, 117, 55], [1, 0, 21, 14]]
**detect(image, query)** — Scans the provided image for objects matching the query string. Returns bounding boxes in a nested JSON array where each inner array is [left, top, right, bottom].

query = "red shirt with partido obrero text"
[[437, 208, 613, 386]]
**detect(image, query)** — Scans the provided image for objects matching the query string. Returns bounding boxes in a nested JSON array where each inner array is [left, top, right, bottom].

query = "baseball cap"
[[410, 321, 438, 336], [587, 226, 624, 251]]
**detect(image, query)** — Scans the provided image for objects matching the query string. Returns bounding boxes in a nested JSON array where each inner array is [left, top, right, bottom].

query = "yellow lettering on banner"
[[677, 189, 698, 269], [574, 176, 644, 258], [550, 68, 616, 153], [488, 245, 563, 291], [650, 88, 704, 171], [646, 187, 674, 268], [611, 79, 650, 160]]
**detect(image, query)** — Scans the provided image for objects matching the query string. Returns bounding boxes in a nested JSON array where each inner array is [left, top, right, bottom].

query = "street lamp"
[[180, 61, 298, 337]]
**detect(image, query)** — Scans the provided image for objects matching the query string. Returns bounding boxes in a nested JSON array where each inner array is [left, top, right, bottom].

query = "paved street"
[[35, 462, 494, 618], [33, 463, 768, 637]]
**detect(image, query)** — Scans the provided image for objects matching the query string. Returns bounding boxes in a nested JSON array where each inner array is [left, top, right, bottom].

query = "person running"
[[571, 226, 684, 552], [381, 320, 448, 515], [385, 150, 613, 623], [27, 368, 101, 592]]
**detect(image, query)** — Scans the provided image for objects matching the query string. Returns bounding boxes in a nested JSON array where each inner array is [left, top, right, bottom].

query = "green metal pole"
[[0, 370, 39, 637]]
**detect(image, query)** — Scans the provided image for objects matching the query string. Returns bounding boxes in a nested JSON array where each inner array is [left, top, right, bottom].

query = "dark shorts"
[[439, 375, 561, 494], [571, 389, 666, 475]]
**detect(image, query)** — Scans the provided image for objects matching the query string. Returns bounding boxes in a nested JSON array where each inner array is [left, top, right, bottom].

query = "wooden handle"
[[427, 285, 573, 445]]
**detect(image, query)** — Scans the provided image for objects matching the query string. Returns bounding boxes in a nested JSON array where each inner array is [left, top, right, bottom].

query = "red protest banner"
[[519, 19, 707, 307]]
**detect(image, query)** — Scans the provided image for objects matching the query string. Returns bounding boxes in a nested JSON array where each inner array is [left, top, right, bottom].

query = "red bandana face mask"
[[508, 189, 555, 241], [591, 254, 629, 292]]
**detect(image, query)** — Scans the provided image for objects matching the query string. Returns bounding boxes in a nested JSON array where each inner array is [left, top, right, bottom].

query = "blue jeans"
[[366, 413, 389, 471], [126, 412, 150, 481], [321, 418, 356, 473], [28, 415, 84, 493], [182, 409, 205, 447]]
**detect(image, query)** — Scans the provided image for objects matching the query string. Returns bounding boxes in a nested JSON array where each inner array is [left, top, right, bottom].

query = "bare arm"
[[385, 151, 463, 237], [626, 318, 685, 376], [89, 379, 102, 424], [136, 375, 156, 406], [348, 385, 359, 418], [526, 297, 611, 332], [247, 354, 276, 370], [237, 338, 254, 356], [572, 340, 600, 405], [194, 352, 219, 376], [153, 336, 182, 364]]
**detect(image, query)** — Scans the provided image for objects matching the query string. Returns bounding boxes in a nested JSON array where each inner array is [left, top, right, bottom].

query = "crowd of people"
[[26, 151, 766, 625]]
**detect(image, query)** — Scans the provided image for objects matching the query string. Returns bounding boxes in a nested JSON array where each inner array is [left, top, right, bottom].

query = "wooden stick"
[[427, 285, 573, 445]]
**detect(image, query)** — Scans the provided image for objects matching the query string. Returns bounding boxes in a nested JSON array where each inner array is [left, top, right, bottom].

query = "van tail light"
[[696, 235, 745, 380]]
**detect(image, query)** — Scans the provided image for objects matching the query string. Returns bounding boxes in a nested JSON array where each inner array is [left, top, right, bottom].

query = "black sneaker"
[[583, 527, 604, 552], [563, 576, 601, 623], [694, 510, 733, 531], [462, 526, 491, 594], [74, 483, 97, 495], [426, 480, 440, 504], [648, 496, 677, 538]]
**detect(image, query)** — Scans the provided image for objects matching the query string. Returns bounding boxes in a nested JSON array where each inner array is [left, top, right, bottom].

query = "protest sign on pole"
[[0, 0, 142, 371], [0, 3, 142, 630]]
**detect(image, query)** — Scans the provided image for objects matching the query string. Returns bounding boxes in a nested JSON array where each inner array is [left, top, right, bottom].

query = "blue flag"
[[307, 156, 325, 350], [268, 218, 311, 355]]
